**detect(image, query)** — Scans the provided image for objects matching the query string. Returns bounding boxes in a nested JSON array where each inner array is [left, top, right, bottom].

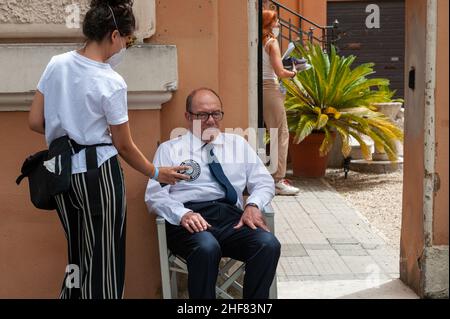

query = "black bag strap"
[[86, 147, 103, 216], [68, 140, 112, 217], [69, 139, 112, 154], [16, 150, 48, 185], [16, 173, 28, 185], [16, 174, 26, 185]]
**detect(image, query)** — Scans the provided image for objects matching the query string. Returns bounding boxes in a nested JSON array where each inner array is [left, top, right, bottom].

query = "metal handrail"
[[268, 0, 339, 52], [271, 0, 325, 29]]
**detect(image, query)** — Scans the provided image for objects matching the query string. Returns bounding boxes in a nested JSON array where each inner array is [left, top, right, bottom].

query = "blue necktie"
[[204, 144, 238, 205]]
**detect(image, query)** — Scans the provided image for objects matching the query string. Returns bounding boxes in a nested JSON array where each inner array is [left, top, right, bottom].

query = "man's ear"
[[184, 112, 191, 121]]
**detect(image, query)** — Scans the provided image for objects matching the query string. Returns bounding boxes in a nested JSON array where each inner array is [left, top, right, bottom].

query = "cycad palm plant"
[[282, 42, 403, 162]]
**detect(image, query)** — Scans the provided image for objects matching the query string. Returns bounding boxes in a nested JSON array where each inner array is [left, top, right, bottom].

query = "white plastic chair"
[[156, 204, 278, 299]]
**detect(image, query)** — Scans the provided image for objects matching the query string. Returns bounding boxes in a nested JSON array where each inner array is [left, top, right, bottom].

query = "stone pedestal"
[[348, 102, 404, 173], [372, 102, 403, 161]]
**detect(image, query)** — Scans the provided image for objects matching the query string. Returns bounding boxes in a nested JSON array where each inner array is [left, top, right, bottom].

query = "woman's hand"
[[157, 166, 191, 185], [267, 39, 298, 79], [111, 123, 189, 180], [290, 69, 297, 78]]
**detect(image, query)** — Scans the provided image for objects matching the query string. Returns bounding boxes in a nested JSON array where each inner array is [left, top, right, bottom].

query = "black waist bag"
[[16, 150, 56, 210], [17, 136, 111, 213], [45, 135, 74, 196], [16, 136, 72, 210]]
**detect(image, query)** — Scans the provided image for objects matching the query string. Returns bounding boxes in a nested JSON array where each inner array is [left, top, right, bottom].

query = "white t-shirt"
[[37, 50, 129, 174]]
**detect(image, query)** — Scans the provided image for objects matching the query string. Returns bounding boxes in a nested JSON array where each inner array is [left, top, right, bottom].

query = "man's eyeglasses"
[[189, 111, 224, 121]]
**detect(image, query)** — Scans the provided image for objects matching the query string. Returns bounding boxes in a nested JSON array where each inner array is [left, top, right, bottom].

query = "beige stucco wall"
[[0, 0, 154, 41], [0, 0, 89, 24]]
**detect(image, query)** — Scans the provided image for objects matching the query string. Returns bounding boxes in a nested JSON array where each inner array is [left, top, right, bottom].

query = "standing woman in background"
[[28, 0, 188, 299], [262, 10, 300, 195]]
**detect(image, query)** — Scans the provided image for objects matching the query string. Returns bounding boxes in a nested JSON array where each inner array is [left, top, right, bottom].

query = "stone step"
[[349, 158, 404, 174], [328, 133, 403, 166]]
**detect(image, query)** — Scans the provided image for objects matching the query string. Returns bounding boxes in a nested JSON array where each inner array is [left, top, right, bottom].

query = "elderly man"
[[145, 88, 280, 299]]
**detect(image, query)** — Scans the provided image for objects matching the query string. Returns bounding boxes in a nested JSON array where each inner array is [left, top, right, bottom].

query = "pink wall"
[[148, 0, 249, 141], [0, 111, 162, 298], [401, 0, 427, 295], [433, 0, 449, 245]]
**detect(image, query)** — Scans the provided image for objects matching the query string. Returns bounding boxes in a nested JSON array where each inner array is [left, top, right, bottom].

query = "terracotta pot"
[[289, 131, 335, 178]]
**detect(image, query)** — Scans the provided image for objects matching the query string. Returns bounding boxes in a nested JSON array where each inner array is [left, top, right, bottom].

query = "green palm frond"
[[319, 127, 334, 156], [316, 114, 329, 130], [294, 114, 317, 144], [348, 130, 372, 160], [284, 42, 404, 161], [328, 122, 352, 157]]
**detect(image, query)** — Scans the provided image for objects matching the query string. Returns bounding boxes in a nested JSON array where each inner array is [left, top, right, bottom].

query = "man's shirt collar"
[[183, 130, 224, 152]]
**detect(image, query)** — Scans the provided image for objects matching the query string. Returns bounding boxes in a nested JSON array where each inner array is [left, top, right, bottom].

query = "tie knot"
[[202, 143, 214, 155], [203, 143, 217, 164]]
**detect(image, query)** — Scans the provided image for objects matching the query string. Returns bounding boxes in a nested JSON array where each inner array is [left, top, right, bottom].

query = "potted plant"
[[282, 43, 403, 177]]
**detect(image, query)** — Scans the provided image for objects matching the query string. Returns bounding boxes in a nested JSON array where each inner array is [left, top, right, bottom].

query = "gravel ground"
[[323, 168, 403, 250]]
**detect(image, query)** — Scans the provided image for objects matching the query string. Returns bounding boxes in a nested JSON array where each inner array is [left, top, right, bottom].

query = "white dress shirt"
[[145, 131, 275, 225]]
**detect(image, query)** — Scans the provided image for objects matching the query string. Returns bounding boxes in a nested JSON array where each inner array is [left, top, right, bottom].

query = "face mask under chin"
[[272, 27, 280, 38], [106, 38, 126, 68], [106, 47, 126, 68]]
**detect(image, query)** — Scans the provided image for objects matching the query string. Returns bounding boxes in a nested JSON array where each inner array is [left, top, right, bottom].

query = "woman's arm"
[[267, 40, 297, 79], [110, 122, 190, 184], [28, 90, 45, 135]]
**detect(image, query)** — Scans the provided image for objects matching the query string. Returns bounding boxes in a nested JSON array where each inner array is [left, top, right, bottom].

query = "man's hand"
[[234, 205, 270, 232], [180, 211, 211, 234]]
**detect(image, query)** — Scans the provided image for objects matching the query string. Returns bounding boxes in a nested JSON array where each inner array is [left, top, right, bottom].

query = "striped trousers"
[[54, 156, 126, 299]]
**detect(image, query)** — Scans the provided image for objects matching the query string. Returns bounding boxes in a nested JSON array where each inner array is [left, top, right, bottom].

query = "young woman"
[[28, 0, 188, 299], [262, 9, 300, 195]]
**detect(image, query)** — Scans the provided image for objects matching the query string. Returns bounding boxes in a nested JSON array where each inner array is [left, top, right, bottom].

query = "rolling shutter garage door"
[[327, 1, 405, 99]]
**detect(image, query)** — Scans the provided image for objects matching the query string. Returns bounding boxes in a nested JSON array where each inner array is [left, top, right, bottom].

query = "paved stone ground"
[[274, 176, 418, 299]]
